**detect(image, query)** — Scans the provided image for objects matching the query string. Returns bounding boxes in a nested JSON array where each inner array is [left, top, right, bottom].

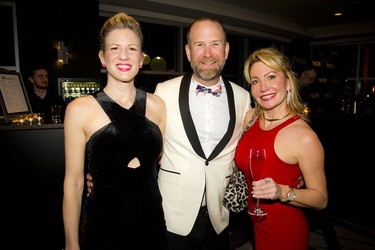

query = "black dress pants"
[[166, 206, 230, 250]]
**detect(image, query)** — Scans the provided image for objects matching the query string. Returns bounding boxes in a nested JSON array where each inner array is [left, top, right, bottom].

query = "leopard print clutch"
[[223, 166, 248, 213]]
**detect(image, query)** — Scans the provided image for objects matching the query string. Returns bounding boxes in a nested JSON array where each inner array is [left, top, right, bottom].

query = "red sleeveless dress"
[[235, 116, 308, 250]]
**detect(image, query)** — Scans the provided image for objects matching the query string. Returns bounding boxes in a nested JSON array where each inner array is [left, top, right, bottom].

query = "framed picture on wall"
[[0, 71, 32, 120], [0, 1, 20, 72]]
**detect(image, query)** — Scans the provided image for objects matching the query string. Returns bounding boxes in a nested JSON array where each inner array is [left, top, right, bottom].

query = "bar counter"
[[0, 123, 65, 249], [1, 114, 374, 248]]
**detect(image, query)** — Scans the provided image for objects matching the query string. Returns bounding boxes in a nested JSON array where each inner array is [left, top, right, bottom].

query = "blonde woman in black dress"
[[63, 13, 167, 250]]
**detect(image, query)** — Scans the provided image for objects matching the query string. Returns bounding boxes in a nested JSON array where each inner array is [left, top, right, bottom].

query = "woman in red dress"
[[235, 47, 328, 250]]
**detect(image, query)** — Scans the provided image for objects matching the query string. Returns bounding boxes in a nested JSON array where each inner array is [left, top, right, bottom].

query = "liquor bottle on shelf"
[[58, 78, 102, 104]]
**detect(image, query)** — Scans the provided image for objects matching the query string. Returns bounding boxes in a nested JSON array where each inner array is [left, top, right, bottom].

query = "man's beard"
[[191, 61, 225, 82]]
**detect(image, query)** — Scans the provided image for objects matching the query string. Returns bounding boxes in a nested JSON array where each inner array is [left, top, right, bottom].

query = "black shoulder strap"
[[130, 88, 146, 115], [93, 88, 146, 118]]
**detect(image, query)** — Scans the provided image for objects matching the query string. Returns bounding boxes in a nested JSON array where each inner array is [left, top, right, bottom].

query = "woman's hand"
[[251, 177, 278, 200], [251, 177, 303, 201]]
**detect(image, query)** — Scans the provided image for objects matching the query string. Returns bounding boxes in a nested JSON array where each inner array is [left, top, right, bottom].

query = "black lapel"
[[178, 73, 236, 164], [179, 73, 206, 159], [207, 78, 236, 161]]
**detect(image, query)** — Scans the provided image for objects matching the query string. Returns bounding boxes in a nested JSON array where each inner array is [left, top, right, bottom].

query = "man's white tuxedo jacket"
[[155, 73, 251, 236]]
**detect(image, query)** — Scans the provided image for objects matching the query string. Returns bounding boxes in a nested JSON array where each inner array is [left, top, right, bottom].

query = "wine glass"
[[34, 113, 42, 125], [27, 114, 34, 125], [18, 115, 25, 126], [249, 148, 267, 216]]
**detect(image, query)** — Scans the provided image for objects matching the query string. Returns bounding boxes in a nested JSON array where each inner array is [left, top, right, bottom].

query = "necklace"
[[263, 111, 291, 122]]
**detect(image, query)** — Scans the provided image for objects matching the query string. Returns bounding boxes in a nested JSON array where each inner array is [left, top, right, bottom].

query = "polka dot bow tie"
[[195, 84, 223, 97]]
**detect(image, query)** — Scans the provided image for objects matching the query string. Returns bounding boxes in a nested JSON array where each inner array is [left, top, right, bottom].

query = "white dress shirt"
[[189, 77, 230, 157], [189, 77, 230, 206]]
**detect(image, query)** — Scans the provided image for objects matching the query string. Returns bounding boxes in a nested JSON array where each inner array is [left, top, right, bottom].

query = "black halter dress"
[[79, 89, 167, 250]]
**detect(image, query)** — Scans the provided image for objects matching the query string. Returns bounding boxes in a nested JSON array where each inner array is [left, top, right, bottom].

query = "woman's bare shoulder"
[[66, 95, 96, 111], [65, 95, 101, 125], [145, 92, 166, 125], [146, 92, 165, 107], [282, 119, 322, 148]]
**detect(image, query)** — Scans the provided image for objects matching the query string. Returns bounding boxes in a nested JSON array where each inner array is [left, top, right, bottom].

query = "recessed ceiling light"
[[334, 12, 343, 16]]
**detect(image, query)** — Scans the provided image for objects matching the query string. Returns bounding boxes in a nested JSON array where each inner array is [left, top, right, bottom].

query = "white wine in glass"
[[249, 148, 267, 216]]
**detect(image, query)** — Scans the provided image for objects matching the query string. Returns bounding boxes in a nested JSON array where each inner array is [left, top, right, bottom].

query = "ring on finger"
[[264, 178, 271, 184]]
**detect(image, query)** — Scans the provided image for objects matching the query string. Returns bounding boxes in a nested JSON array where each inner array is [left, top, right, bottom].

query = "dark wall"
[[14, 0, 101, 93], [308, 114, 375, 219]]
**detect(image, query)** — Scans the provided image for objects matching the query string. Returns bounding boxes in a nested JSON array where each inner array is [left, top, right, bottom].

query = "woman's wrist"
[[280, 185, 290, 202]]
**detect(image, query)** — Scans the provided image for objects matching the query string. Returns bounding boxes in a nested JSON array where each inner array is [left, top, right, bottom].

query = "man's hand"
[[297, 176, 305, 189], [86, 173, 93, 197]]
